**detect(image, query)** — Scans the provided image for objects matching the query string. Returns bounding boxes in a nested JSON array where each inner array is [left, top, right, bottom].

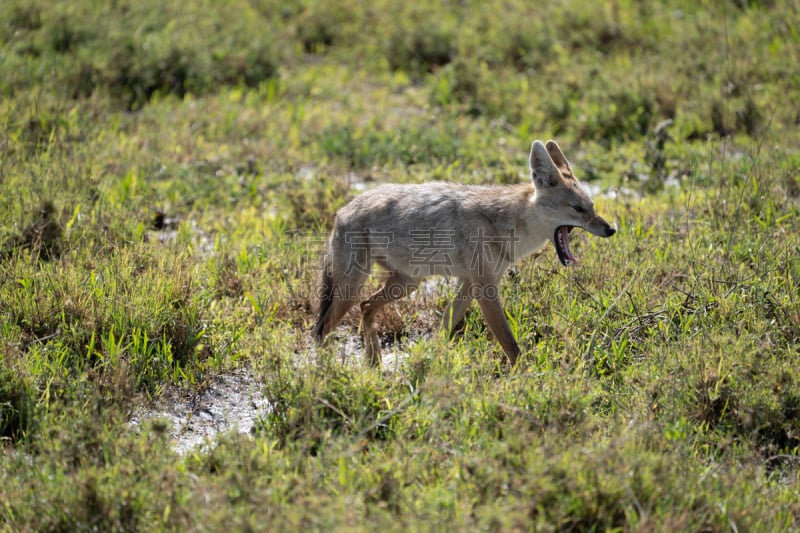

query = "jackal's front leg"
[[475, 290, 520, 366]]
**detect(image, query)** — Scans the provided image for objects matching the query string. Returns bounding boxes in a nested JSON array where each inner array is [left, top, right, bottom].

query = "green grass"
[[1, 0, 799, 530]]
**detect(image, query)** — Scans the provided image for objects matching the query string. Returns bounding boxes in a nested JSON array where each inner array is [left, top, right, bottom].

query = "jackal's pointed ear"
[[545, 140, 571, 174], [529, 140, 560, 187]]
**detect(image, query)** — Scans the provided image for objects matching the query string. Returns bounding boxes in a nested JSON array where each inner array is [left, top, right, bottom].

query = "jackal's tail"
[[311, 247, 334, 342]]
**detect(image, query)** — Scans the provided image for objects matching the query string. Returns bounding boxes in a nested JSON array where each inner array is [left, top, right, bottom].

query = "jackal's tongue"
[[556, 226, 578, 266]]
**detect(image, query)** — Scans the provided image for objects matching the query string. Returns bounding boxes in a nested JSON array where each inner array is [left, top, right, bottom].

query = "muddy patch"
[[131, 368, 270, 455], [133, 279, 453, 454], [318, 329, 431, 373]]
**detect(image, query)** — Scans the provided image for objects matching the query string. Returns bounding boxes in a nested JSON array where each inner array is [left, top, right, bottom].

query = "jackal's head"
[[529, 140, 616, 266]]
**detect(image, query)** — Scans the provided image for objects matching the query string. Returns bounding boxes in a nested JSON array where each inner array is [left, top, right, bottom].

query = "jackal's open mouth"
[[554, 226, 578, 266]]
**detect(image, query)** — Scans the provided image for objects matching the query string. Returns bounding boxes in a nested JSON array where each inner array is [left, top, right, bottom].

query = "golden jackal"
[[312, 140, 616, 366]]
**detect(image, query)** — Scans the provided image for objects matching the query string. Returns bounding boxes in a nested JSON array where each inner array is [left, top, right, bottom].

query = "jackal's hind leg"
[[360, 272, 418, 367], [312, 267, 367, 344], [315, 297, 358, 341], [440, 278, 473, 338]]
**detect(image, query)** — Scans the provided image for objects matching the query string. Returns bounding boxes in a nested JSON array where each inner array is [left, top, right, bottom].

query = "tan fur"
[[312, 140, 616, 367]]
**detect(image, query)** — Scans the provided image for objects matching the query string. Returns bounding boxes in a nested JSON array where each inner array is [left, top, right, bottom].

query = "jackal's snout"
[[554, 216, 615, 267], [587, 215, 616, 238]]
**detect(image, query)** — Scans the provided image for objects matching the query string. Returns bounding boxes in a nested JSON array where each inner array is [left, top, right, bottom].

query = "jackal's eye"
[[572, 205, 586, 213]]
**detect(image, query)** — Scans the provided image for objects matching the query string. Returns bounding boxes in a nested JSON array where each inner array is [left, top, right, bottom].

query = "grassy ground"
[[1, 0, 799, 530]]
